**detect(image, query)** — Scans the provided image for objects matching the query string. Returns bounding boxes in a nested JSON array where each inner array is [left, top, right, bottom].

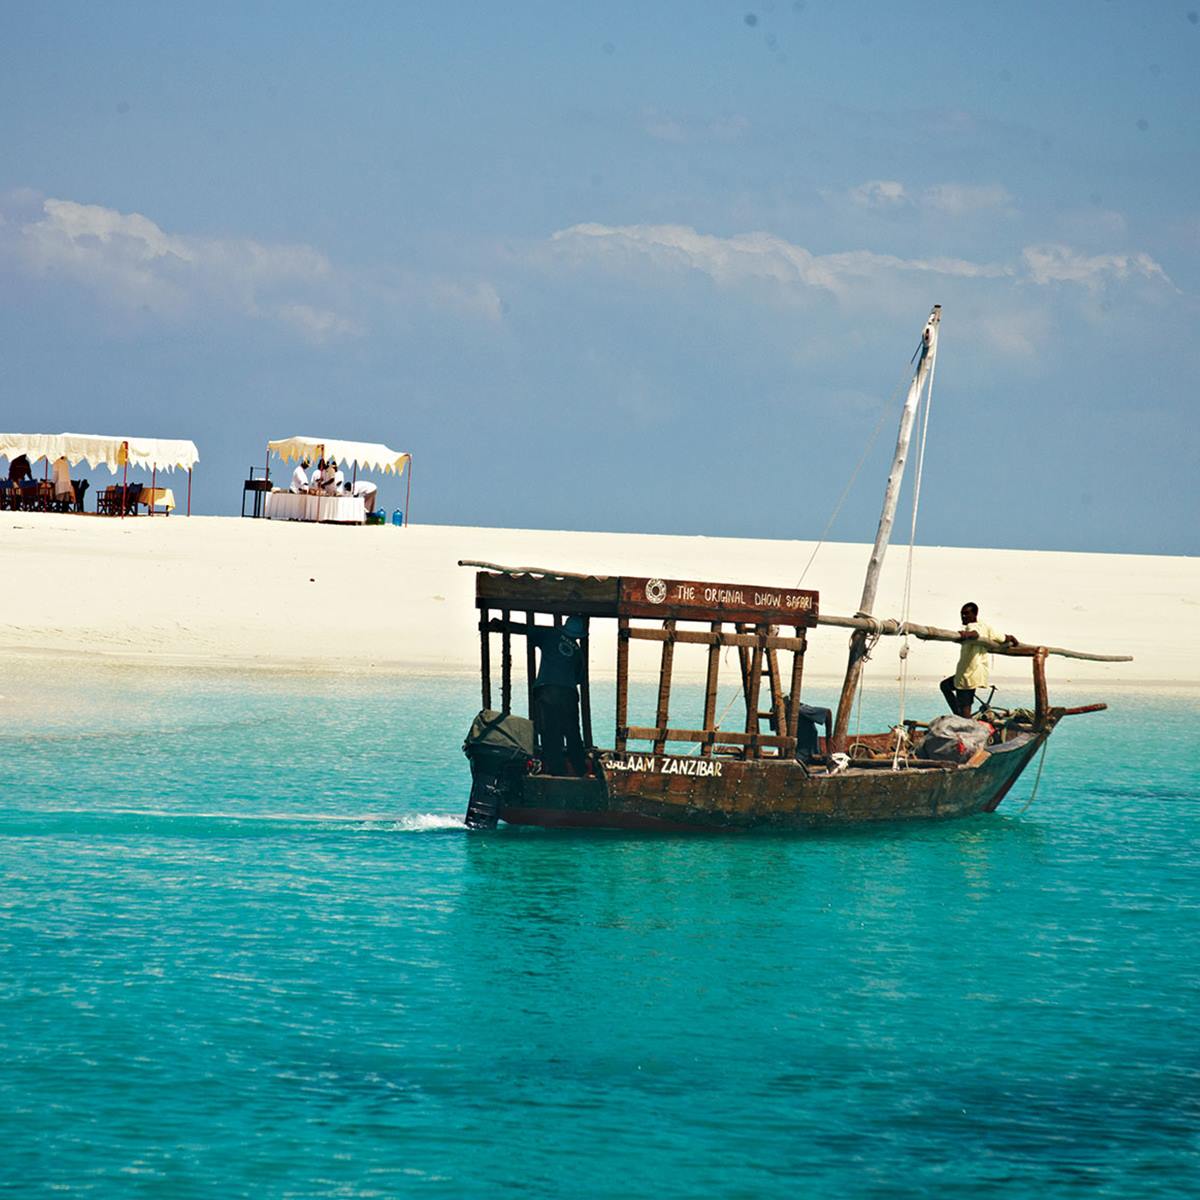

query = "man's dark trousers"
[[940, 676, 975, 718], [534, 684, 586, 775]]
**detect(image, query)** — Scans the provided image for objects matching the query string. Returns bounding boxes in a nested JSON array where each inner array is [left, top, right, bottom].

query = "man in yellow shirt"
[[940, 602, 1018, 717]]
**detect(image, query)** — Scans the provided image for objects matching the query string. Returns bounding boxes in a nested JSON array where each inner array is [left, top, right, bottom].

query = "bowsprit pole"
[[832, 306, 941, 750]]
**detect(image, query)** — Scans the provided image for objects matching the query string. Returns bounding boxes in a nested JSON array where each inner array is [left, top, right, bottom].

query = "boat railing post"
[[500, 609, 512, 714], [580, 616, 594, 750], [1033, 647, 1049, 728], [700, 621, 722, 757], [615, 617, 630, 752], [479, 606, 492, 710], [766, 625, 788, 747], [744, 626, 765, 758], [525, 610, 538, 722], [653, 620, 676, 755], [786, 626, 807, 748]]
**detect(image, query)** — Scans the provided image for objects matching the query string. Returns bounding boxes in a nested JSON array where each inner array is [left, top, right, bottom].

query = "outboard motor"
[[462, 709, 536, 829]]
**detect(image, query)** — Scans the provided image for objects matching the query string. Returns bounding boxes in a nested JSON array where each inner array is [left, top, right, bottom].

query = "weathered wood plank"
[[475, 569, 620, 616], [624, 725, 795, 749], [625, 626, 806, 650]]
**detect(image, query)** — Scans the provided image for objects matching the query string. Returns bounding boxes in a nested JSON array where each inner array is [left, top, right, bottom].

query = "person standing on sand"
[[940, 602, 1018, 717]]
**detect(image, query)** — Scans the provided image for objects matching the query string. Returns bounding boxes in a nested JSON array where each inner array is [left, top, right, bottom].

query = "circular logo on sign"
[[645, 578, 667, 605]]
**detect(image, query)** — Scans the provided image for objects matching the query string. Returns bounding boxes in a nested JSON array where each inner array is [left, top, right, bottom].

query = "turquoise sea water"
[[1, 669, 1197, 1198]]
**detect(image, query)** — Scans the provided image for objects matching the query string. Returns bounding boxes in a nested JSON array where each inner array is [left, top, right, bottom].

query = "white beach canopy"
[[267, 436, 411, 476], [0, 432, 200, 474]]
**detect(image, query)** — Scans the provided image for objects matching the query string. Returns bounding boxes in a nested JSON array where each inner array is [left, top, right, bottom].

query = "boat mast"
[[832, 305, 941, 749]]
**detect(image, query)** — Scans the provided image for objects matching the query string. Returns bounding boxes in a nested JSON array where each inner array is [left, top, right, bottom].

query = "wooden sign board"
[[620, 576, 819, 626]]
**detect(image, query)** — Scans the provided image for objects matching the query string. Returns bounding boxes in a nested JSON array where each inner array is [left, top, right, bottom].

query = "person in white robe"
[[51, 456, 76, 508], [352, 479, 378, 513], [290, 458, 311, 493]]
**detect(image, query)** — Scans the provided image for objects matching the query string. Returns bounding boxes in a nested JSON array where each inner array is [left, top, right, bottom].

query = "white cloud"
[[849, 180, 908, 209], [1, 193, 506, 342], [846, 180, 1015, 218], [1021, 244, 1173, 290], [550, 222, 1010, 296], [550, 222, 1176, 317], [920, 183, 1014, 217], [5, 196, 350, 342], [276, 303, 362, 343]]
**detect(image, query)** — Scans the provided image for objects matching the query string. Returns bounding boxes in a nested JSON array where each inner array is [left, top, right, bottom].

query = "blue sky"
[[2, 2, 1197, 553]]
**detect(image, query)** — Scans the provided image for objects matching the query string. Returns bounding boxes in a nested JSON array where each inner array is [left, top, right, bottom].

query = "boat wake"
[[2, 807, 466, 833]]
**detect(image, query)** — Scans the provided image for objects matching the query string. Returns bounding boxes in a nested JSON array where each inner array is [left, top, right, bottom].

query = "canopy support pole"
[[404, 458, 412, 527], [187, 468, 192, 517], [150, 463, 156, 517], [121, 442, 129, 520]]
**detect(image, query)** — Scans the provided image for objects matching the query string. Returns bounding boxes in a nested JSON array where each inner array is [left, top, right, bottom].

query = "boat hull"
[[496, 731, 1048, 831]]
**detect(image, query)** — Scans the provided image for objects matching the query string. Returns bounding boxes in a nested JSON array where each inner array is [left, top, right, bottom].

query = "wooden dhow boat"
[[460, 308, 1131, 831]]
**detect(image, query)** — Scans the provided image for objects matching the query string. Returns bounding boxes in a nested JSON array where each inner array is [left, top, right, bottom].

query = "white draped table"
[[264, 492, 366, 524]]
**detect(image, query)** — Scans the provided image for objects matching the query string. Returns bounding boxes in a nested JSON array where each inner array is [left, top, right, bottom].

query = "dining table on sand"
[[264, 490, 366, 524], [140, 486, 176, 514]]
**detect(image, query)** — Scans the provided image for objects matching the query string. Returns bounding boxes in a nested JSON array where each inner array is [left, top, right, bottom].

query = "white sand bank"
[[0, 513, 1193, 690]]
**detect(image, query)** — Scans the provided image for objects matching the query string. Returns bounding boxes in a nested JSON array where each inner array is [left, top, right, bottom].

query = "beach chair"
[[97, 485, 124, 515], [121, 483, 143, 515]]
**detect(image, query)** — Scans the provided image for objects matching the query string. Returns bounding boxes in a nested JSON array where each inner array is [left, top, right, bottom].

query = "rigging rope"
[[797, 365, 913, 587], [1016, 739, 1050, 814]]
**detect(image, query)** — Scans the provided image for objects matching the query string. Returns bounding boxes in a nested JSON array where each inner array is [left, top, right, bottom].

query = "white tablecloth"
[[265, 492, 366, 524], [141, 487, 176, 512]]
